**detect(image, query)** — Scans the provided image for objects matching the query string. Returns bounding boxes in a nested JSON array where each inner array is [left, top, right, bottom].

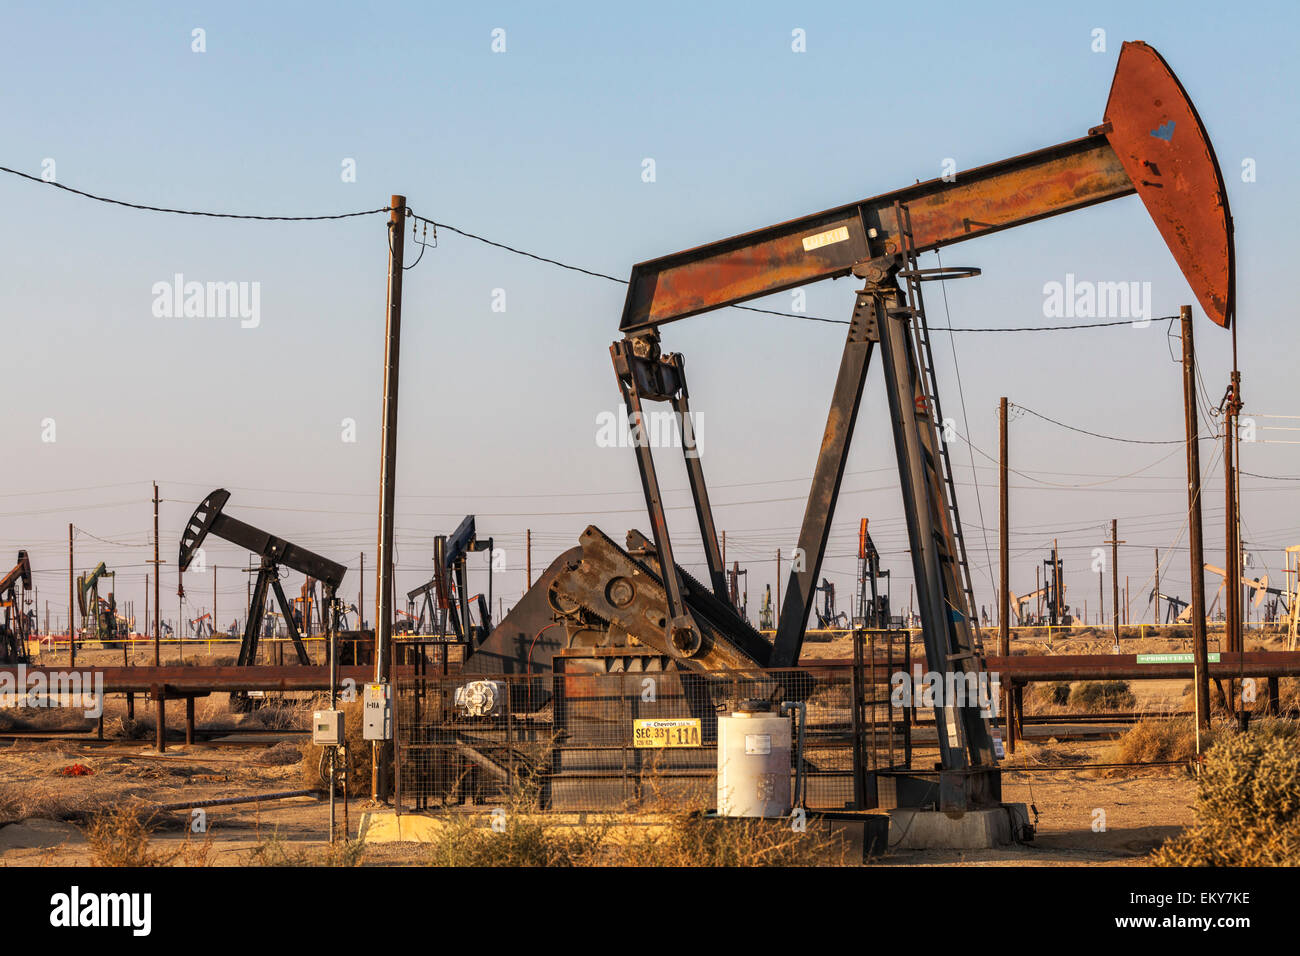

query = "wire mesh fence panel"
[[392, 660, 888, 813]]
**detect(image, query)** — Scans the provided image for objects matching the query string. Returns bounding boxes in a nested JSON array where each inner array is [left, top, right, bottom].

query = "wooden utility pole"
[[1179, 305, 1211, 728], [1224, 318, 1244, 723], [1224, 413, 1237, 657], [67, 523, 75, 665], [1045, 538, 1055, 629], [374, 194, 406, 801], [152, 482, 161, 666], [776, 549, 782, 630], [526, 529, 532, 588], [1035, 565, 1041, 623], [1104, 520, 1123, 645], [177, 565, 184, 663], [1097, 573, 1103, 628], [213, 566, 218, 639], [359, 552, 365, 630], [998, 397, 1014, 752], [1154, 549, 1160, 626]]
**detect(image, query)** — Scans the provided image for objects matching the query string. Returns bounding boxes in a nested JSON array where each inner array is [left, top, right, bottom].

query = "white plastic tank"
[[716, 702, 791, 817]]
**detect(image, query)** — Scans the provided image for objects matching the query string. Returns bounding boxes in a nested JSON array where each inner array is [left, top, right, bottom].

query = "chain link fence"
[[393, 631, 913, 813]]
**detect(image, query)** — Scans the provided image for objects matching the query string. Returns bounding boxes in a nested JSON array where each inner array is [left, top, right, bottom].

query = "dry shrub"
[[82, 804, 212, 867], [606, 810, 844, 867], [247, 832, 365, 867], [999, 740, 1088, 769], [1153, 725, 1300, 866], [248, 699, 310, 731], [102, 716, 150, 740], [1106, 718, 1206, 774], [1069, 680, 1136, 712], [1023, 682, 1071, 714], [258, 740, 304, 766], [423, 810, 609, 867], [423, 776, 610, 867], [299, 699, 367, 789], [421, 775, 842, 867], [83, 805, 162, 866]]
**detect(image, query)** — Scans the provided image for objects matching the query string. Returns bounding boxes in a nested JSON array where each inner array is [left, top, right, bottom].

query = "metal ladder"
[[893, 201, 985, 654]]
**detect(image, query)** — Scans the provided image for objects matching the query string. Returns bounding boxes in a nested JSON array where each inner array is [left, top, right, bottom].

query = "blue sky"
[[2, 0, 1296, 634]]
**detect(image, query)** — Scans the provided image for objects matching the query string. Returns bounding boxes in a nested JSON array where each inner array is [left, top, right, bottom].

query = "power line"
[[0, 164, 390, 221], [412, 211, 1182, 333], [0, 166, 1196, 336], [1012, 404, 1186, 445]]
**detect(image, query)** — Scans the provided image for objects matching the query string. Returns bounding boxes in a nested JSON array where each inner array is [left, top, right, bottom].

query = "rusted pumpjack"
[[0, 551, 32, 664], [475, 42, 1234, 809], [178, 489, 346, 667]]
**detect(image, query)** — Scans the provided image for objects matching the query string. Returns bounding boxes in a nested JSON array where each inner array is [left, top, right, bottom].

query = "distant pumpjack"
[[178, 489, 346, 666], [0, 551, 32, 664], [408, 515, 494, 643]]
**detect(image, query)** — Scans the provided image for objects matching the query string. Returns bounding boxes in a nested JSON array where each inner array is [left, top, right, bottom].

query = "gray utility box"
[[363, 682, 392, 741], [312, 710, 344, 747]]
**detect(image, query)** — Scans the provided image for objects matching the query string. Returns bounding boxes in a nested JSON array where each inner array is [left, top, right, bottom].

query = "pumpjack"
[[407, 515, 494, 643], [855, 519, 892, 629], [0, 551, 32, 664], [178, 489, 346, 667], [814, 579, 849, 630], [1150, 590, 1193, 625], [78, 561, 126, 644], [468, 42, 1234, 810]]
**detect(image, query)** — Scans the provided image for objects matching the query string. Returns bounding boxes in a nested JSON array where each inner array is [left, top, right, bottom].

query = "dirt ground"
[[0, 635, 1227, 866], [0, 727, 1198, 867]]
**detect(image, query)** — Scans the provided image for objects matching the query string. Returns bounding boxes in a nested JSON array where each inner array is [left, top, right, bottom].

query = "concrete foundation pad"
[[887, 803, 1030, 850], [357, 809, 680, 845]]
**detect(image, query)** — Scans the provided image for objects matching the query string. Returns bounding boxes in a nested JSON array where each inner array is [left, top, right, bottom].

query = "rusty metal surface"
[[1103, 41, 1234, 327], [0, 664, 374, 694], [620, 136, 1130, 331], [619, 41, 1232, 333], [798, 651, 1300, 682], [552, 526, 771, 671]]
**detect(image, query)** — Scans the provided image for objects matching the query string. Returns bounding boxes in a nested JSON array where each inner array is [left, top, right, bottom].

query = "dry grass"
[[420, 774, 845, 867], [0, 772, 137, 824], [1022, 682, 1072, 714], [245, 832, 366, 867], [1105, 717, 1207, 774], [82, 804, 214, 867], [1107, 714, 1300, 777], [1153, 724, 1300, 866], [998, 740, 1090, 769], [1069, 680, 1136, 711], [605, 809, 846, 867]]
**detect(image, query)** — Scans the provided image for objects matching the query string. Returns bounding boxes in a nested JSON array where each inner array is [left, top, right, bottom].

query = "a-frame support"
[[239, 557, 312, 666]]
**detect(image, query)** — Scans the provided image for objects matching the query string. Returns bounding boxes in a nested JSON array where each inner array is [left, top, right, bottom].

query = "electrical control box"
[[363, 682, 392, 740], [312, 709, 344, 747]]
